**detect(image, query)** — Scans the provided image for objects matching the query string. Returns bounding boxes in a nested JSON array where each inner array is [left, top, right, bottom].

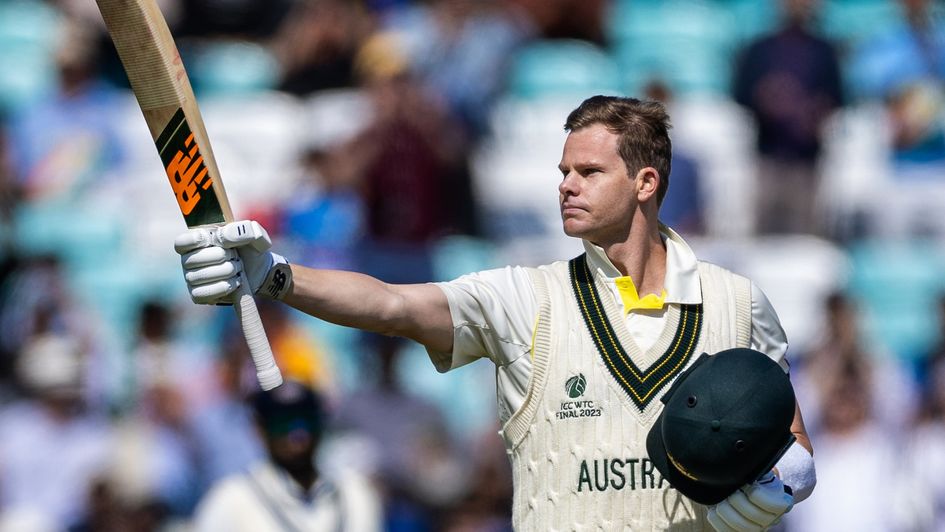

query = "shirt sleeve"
[[749, 281, 791, 373], [426, 266, 538, 373]]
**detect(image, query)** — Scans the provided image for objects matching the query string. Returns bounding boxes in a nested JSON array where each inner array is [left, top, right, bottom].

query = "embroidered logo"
[[557, 375, 601, 420], [565, 374, 587, 398]]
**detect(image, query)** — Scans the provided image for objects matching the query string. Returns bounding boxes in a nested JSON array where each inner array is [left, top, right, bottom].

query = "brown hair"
[[564, 95, 673, 206]]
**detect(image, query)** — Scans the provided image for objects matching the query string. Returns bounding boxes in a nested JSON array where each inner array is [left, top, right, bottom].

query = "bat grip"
[[233, 276, 283, 390]]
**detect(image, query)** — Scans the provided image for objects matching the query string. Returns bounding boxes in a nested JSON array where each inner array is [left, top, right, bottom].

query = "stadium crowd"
[[0, 0, 944, 530]]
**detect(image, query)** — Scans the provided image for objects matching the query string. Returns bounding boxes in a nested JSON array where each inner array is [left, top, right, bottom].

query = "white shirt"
[[193, 462, 381, 532], [430, 228, 790, 424]]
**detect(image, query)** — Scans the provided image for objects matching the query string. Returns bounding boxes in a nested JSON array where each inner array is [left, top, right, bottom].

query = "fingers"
[[174, 227, 216, 254], [190, 277, 240, 304], [708, 477, 795, 532], [178, 235, 242, 304], [744, 477, 794, 515], [184, 260, 241, 286], [711, 500, 765, 532], [181, 246, 236, 270], [725, 490, 778, 528], [174, 220, 271, 255], [217, 220, 272, 252], [174, 220, 272, 305], [706, 506, 739, 532]]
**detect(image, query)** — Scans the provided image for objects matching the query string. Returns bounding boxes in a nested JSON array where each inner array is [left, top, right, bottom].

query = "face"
[[558, 124, 637, 244]]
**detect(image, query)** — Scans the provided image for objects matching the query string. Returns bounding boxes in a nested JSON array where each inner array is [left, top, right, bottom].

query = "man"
[[732, 0, 843, 235], [192, 381, 380, 531], [176, 96, 815, 531]]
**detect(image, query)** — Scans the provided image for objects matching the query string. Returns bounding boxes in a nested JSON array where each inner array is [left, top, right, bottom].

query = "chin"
[[562, 221, 589, 240]]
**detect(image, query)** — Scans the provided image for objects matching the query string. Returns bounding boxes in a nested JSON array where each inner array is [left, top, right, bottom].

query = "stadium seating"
[[187, 41, 280, 98], [847, 239, 945, 360], [0, 0, 59, 112], [506, 40, 621, 100]]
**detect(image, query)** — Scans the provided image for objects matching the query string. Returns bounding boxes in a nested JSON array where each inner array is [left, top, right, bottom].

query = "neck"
[[273, 455, 318, 492], [598, 218, 666, 296], [287, 464, 318, 492]]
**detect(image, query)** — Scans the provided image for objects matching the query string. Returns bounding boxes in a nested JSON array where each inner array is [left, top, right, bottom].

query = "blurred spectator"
[[128, 301, 188, 404], [537, 0, 608, 45], [785, 360, 907, 531], [281, 144, 366, 271], [260, 301, 337, 394], [193, 380, 381, 531], [0, 127, 16, 231], [270, 0, 370, 96], [383, 0, 540, 137], [101, 301, 201, 519], [189, 337, 266, 490], [0, 331, 114, 530], [797, 292, 919, 435], [335, 342, 467, 531], [851, 0, 945, 167], [733, 0, 844, 235], [175, 0, 292, 40], [907, 352, 945, 530], [7, 18, 124, 205], [350, 32, 474, 284], [0, 256, 105, 403], [644, 80, 706, 236], [439, 424, 513, 532]]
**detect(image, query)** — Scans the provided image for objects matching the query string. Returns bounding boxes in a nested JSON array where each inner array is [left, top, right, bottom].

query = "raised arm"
[[284, 266, 453, 352], [175, 220, 454, 353]]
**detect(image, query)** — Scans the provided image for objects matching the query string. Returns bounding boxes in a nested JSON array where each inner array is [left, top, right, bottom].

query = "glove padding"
[[707, 473, 794, 532], [174, 220, 290, 304]]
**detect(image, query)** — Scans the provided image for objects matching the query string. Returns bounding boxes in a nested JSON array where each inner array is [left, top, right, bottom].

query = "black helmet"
[[646, 348, 796, 505]]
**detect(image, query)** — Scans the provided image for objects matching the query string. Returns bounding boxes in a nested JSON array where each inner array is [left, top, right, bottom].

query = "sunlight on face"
[[558, 124, 636, 245]]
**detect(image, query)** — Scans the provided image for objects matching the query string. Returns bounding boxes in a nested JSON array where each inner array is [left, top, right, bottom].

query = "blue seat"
[[507, 40, 622, 99], [0, 0, 60, 48], [0, 1, 60, 112], [608, 0, 738, 96], [847, 239, 945, 360], [187, 41, 279, 98], [819, 0, 904, 45]]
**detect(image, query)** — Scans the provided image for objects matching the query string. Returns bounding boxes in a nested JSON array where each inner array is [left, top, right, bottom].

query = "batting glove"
[[707, 473, 794, 532], [175, 220, 292, 304]]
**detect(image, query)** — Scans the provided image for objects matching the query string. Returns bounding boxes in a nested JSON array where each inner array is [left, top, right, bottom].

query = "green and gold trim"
[[569, 254, 702, 412]]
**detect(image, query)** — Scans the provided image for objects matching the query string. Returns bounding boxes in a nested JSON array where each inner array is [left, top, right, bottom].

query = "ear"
[[635, 167, 660, 204]]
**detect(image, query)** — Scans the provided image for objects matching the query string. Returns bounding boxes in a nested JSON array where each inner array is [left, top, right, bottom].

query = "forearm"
[[282, 264, 453, 351]]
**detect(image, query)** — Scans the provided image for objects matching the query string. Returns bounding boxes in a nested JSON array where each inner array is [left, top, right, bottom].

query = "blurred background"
[[0, 0, 944, 530]]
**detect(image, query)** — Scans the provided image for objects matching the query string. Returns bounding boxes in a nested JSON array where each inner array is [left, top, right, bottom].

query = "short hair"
[[564, 95, 673, 206]]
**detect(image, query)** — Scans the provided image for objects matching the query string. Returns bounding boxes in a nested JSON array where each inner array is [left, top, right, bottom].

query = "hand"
[[707, 473, 794, 532], [174, 220, 291, 304]]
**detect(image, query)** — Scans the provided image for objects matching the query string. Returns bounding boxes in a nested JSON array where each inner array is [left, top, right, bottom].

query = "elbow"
[[373, 292, 410, 338]]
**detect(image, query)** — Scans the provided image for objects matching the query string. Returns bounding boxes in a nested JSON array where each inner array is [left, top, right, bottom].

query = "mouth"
[[561, 204, 585, 216]]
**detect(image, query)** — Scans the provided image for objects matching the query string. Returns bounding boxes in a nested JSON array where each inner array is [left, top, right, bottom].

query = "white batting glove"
[[174, 220, 292, 304], [707, 473, 794, 532]]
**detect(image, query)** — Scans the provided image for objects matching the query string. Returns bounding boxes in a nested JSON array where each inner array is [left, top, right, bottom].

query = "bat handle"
[[233, 276, 283, 390]]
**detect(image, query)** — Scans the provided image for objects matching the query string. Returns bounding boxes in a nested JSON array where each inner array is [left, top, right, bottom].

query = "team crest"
[[565, 374, 587, 398], [556, 374, 601, 420]]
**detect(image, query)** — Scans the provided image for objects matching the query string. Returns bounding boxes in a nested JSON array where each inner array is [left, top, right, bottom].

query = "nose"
[[559, 171, 578, 198]]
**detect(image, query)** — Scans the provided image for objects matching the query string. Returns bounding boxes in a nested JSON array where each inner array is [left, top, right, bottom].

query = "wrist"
[[774, 441, 815, 503], [257, 254, 293, 300]]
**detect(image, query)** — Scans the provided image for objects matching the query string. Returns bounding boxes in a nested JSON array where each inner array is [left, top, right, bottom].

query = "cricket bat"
[[95, 0, 283, 390]]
